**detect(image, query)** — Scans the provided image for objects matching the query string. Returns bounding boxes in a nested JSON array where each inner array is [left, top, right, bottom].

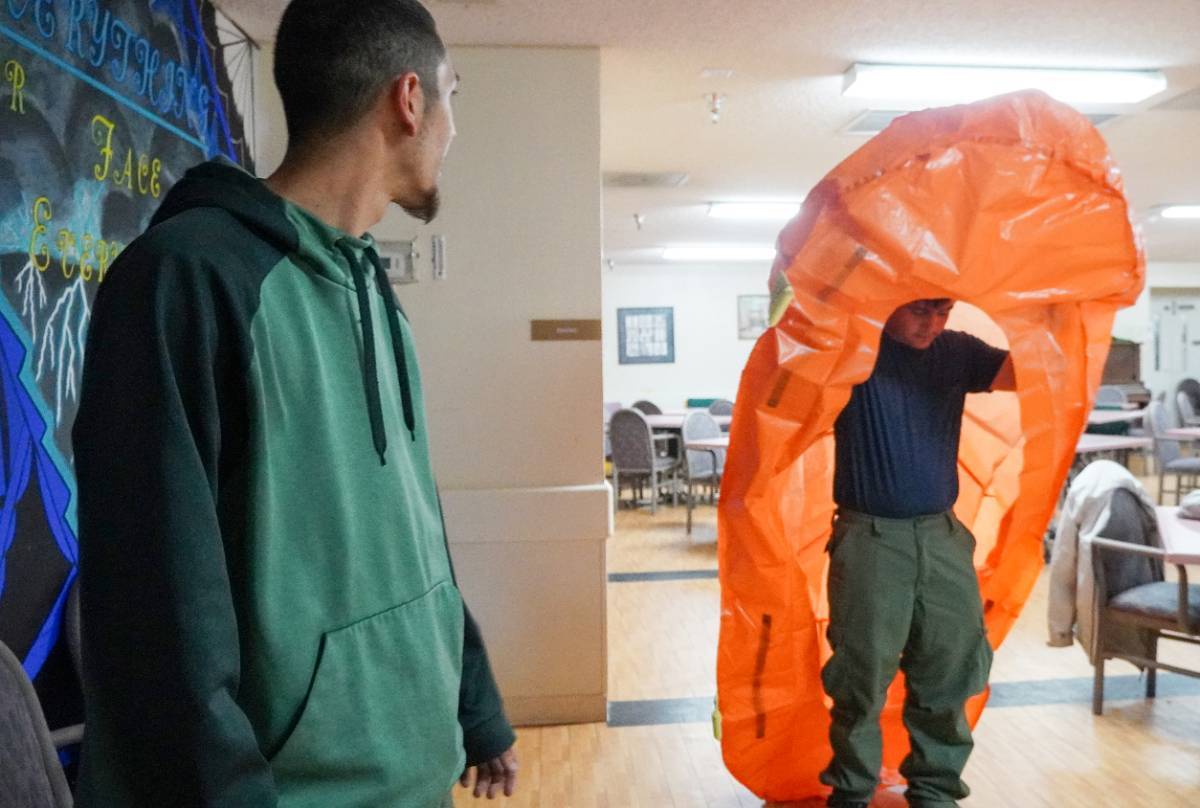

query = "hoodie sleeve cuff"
[[463, 710, 517, 767]]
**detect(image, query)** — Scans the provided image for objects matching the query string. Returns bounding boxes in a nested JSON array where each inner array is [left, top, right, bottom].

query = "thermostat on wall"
[[377, 240, 418, 284], [431, 234, 447, 280]]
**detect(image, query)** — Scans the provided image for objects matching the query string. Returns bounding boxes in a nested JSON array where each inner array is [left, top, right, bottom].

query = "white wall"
[[602, 261, 771, 409], [254, 46, 608, 725], [1147, 261, 1200, 288], [602, 259, 1197, 411], [251, 42, 287, 177], [1109, 262, 1200, 395], [1111, 261, 1200, 343], [1110, 288, 1150, 344]]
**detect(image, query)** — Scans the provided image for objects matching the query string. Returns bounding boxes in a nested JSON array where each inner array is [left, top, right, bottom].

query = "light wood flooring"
[[454, 481, 1200, 808]]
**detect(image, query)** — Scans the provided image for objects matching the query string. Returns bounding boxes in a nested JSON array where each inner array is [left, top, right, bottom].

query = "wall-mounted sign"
[[531, 319, 601, 341]]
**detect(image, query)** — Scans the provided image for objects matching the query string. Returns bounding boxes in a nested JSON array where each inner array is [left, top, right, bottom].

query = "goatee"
[[403, 188, 440, 224]]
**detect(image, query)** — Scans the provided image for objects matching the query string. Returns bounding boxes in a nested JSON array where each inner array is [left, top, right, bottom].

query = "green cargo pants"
[[819, 509, 993, 807]]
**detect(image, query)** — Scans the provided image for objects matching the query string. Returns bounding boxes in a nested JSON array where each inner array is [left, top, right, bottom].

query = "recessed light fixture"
[[708, 202, 802, 221], [843, 63, 1167, 106], [1160, 205, 1200, 220], [662, 245, 776, 262]]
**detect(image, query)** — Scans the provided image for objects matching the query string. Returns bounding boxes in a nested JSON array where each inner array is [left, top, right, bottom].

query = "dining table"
[[1087, 408, 1146, 426], [1165, 427, 1200, 441], [646, 412, 733, 431], [1075, 434, 1153, 455], [1155, 506, 1200, 565]]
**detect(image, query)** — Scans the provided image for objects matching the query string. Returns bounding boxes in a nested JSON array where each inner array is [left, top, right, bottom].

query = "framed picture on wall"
[[617, 307, 675, 364], [738, 295, 770, 340]]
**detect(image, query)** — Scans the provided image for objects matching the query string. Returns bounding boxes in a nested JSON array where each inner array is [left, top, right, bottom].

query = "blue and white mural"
[[0, 0, 253, 724]]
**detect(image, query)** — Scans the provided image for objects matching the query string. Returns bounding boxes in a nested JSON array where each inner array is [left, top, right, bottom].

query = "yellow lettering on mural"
[[57, 230, 78, 279], [114, 149, 134, 191], [150, 158, 162, 198], [136, 154, 150, 195], [25, 193, 123, 284], [92, 115, 116, 181], [98, 241, 123, 283], [89, 114, 168, 197], [79, 234, 96, 282], [4, 59, 25, 114], [28, 196, 51, 272]]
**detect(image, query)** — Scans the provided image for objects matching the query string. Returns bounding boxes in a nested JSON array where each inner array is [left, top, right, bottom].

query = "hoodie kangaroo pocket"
[[270, 581, 466, 808]]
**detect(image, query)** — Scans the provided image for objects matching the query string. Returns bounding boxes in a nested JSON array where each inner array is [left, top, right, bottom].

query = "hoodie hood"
[[152, 158, 417, 461], [152, 158, 300, 254]]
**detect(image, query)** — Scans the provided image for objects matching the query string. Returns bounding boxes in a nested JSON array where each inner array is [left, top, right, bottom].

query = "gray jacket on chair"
[[1048, 460, 1159, 663]]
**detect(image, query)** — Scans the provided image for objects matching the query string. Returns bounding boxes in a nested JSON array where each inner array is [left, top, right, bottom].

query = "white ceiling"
[[215, 0, 1200, 264]]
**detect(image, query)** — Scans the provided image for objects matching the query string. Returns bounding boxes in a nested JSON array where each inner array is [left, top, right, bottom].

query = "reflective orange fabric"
[[716, 91, 1144, 801]]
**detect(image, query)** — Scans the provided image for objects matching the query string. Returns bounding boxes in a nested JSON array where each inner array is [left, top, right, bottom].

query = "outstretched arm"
[[990, 354, 1016, 391]]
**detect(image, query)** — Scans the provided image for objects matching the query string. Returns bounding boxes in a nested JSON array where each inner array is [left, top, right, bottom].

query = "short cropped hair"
[[273, 0, 446, 149]]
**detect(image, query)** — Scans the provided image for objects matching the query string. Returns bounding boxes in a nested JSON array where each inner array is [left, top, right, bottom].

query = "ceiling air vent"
[[603, 171, 690, 189], [843, 109, 1119, 136]]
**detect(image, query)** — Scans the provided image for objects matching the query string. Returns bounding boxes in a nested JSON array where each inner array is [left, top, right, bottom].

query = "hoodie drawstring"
[[365, 248, 418, 442], [337, 240, 417, 466]]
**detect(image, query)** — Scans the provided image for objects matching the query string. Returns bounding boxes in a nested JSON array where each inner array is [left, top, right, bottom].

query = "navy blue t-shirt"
[[833, 330, 1008, 518]]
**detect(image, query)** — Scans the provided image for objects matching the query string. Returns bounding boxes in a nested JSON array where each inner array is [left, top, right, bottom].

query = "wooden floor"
[[454, 481, 1200, 807]]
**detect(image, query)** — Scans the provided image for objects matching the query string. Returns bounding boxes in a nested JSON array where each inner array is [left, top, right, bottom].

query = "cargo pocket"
[[966, 623, 994, 696], [822, 523, 847, 698], [949, 514, 977, 557], [825, 517, 851, 558], [824, 520, 851, 605], [950, 519, 991, 695], [820, 638, 845, 698], [270, 581, 466, 808]]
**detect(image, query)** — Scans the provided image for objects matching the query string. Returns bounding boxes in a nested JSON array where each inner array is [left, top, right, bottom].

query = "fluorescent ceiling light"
[[1160, 205, 1200, 220], [662, 245, 776, 262], [708, 202, 801, 220], [843, 63, 1167, 106], [844, 109, 1119, 136]]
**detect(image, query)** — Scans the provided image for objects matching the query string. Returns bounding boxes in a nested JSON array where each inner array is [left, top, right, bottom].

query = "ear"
[[389, 72, 425, 136]]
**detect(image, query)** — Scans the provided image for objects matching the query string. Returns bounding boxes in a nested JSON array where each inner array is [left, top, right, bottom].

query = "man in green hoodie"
[[73, 1, 517, 805]]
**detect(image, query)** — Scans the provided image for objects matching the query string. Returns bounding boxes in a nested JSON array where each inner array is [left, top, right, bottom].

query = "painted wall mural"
[[0, 0, 254, 724]]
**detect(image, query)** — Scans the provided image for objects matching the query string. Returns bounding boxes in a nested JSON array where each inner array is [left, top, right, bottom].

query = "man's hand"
[[459, 747, 518, 799]]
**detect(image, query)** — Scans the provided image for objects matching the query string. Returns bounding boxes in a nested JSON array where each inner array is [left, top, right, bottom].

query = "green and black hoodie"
[[73, 159, 514, 807]]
